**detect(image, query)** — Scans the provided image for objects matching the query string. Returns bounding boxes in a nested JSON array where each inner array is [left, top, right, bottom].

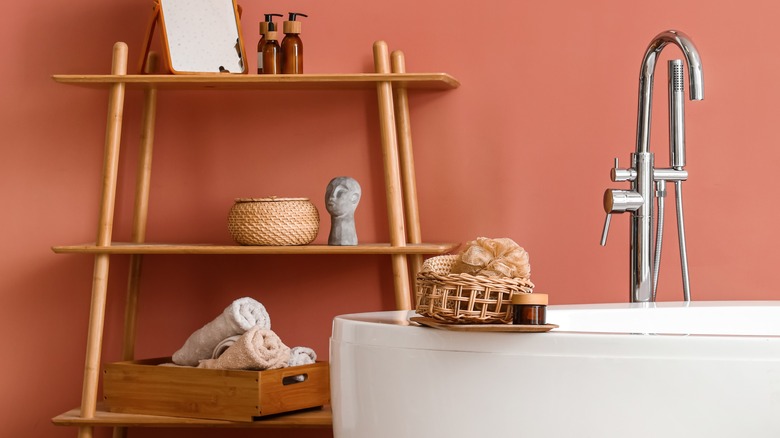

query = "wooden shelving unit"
[[52, 40, 458, 437]]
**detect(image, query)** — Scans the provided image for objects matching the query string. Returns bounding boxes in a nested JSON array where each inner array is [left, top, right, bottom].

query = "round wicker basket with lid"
[[228, 197, 319, 246]]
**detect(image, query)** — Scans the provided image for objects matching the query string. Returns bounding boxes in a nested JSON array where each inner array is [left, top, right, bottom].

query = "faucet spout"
[[636, 30, 704, 154], [602, 30, 704, 303]]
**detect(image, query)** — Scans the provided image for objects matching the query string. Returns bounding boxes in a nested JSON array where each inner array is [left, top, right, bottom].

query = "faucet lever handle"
[[601, 188, 643, 246], [610, 157, 636, 182], [610, 158, 619, 182], [600, 213, 612, 246]]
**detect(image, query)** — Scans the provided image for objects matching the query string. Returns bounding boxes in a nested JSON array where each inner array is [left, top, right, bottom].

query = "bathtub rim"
[[331, 301, 780, 359]]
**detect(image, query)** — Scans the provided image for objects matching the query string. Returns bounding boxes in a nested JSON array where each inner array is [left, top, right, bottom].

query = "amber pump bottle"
[[262, 29, 281, 74], [281, 12, 308, 74], [257, 14, 282, 74]]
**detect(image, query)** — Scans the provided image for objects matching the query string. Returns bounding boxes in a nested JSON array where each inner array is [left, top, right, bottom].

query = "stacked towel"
[[206, 336, 316, 379], [286, 346, 317, 381], [288, 346, 317, 367], [198, 326, 291, 370], [171, 296, 317, 371], [172, 297, 270, 366]]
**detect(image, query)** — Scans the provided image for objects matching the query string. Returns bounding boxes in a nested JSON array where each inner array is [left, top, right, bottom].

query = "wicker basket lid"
[[234, 197, 309, 203]]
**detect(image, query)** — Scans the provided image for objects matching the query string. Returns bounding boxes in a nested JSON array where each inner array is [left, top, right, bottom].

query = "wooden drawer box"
[[103, 357, 329, 422]]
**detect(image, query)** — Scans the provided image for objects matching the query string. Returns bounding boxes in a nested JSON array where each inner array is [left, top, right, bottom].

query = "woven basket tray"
[[415, 255, 534, 324], [228, 197, 319, 246]]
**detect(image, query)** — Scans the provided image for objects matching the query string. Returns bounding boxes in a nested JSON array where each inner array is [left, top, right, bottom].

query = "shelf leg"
[[112, 52, 160, 438], [78, 42, 128, 438], [121, 51, 159, 362], [373, 41, 411, 311], [390, 50, 424, 298]]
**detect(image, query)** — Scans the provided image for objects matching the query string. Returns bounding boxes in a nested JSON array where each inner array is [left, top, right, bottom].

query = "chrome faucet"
[[600, 30, 704, 303]]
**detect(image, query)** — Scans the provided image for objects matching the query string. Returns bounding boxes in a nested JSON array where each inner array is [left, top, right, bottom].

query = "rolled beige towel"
[[197, 326, 291, 371], [172, 297, 271, 366]]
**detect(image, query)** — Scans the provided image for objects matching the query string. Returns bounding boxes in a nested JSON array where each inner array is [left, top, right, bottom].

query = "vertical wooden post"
[[78, 42, 128, 438], [121, 52, 159, 362], [390, 50, 424, 297], [373, 41, 411, 311], [111, 52, 159, 438]]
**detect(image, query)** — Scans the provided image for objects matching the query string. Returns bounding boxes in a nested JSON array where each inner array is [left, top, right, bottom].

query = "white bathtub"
[[330, 301, 780, 438]]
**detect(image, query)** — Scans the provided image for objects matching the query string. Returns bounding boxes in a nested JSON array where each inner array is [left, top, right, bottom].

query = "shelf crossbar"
[[52, 73, 460, 90], [52, 406, 333, 428], [52, 242, 458, 255]]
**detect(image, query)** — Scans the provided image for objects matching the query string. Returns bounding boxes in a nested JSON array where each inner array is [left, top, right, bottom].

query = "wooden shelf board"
[[52, 242, 459, 255], [52, 73, 460, 90], [52, 405, 332, 428]]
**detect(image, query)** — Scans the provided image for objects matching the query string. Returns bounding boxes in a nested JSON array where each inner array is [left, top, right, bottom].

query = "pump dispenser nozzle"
[[288, 12, 308, 22], [262, 13, 283, 33]]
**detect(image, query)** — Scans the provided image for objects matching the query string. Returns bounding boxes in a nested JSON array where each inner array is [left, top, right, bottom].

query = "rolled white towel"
[[172, 297, 270, 366], [288, 346, 317, 367], [287, 346, 317, 382]]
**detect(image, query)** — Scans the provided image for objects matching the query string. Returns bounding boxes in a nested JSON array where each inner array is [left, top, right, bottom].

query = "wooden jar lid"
[[511, 293, 548, 305]]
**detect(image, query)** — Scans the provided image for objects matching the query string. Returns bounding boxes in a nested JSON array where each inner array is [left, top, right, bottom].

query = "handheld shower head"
[[669, 59, 686, 169]]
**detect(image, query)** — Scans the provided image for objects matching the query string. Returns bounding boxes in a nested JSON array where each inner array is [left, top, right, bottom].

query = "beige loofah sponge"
[[450, 237, 531, 279]]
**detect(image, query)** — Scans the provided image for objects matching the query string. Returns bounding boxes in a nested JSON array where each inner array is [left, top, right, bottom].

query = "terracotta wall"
[[2, 0, 779, 437]]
